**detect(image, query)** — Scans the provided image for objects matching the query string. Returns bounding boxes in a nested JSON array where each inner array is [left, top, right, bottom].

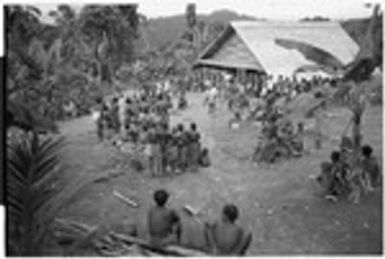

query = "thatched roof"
[[195, 21, 360, 76]]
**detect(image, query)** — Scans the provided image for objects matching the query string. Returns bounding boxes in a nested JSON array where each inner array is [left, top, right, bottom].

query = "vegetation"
[[6, 4, 139, 122], [7, 131, 66, 255], [5, 4, 140, 256]]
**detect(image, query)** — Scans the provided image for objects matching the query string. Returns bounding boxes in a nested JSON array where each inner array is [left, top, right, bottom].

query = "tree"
[[78, 5, 139, 84], [6, 5, 44, 96], [5, 5, 60, 129], [186, 3, 197, 29]]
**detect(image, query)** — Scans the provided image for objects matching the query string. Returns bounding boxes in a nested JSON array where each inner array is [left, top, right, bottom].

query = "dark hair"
[[154, 189, 169, 206], [95, 97, 103, 104], [330, 151, 340, 163], [362, 145, 373, 157], [177, 123, 184, 131], [191, 123, 197, 131], [314, 91, 323, 99], [222, 204, 239, 223]]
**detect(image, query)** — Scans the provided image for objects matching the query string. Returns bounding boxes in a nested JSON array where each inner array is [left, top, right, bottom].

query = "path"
[[57, 92, 382, 255]]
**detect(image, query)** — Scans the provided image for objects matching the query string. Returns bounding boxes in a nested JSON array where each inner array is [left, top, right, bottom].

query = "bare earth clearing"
[[56, 92, 382, 255]]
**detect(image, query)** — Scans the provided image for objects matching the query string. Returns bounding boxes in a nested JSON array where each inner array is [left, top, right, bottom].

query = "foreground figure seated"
[[147, 190, 180, 248], [207, 204, 252, 255]]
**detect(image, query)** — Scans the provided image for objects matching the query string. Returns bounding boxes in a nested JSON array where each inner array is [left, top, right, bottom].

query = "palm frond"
[[7, 134, 65, 255]]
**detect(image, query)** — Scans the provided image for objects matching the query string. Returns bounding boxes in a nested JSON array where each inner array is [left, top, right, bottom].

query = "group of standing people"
[[93, 85, 210, 176], [143, 121, 210, 176]]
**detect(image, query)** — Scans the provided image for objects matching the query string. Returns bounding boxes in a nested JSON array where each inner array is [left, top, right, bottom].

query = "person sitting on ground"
[[360, 144, 381, 191], [229, 112, 241, 130], [326, 151, 350, 201], [178, 92, 188, 110], [207, 204, 252, 255], [199, 148, 211, 168], [148, 189, 181, 248]]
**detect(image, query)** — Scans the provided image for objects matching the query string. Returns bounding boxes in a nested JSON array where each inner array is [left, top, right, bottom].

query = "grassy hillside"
[[141, 9, 257, 51]]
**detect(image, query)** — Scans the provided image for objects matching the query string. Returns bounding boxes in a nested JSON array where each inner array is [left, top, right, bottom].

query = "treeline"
[[6, 5, 140, 122]]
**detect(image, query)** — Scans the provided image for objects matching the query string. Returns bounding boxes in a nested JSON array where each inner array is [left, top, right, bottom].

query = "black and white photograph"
[[4, 0, 383, 256]]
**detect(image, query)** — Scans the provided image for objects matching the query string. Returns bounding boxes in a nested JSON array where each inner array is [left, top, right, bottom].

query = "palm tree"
[[7, 133, 65, 255]]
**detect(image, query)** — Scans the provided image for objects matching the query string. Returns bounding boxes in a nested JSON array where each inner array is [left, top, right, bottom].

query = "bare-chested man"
[[147, 190, 180, 248], [207, 204, 252, 255]]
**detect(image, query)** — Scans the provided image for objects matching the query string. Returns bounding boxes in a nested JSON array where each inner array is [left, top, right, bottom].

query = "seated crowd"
[[317, 141, 381, 203]]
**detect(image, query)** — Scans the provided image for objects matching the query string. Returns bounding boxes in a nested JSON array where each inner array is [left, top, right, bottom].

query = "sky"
[[8, 0, 383, 24]]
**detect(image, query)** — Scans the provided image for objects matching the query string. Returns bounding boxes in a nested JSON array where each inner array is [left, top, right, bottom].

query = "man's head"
[[362, 145, 373, 158], [330, 151, 340, 163], [222, 204, 239, 223], [154, 189, 169, 207], [190, 122, 197, 131]]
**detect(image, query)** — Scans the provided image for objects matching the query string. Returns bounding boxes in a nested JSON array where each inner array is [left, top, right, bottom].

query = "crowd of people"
[[87, 70, 379, 257], [93, 86, 210, 176]]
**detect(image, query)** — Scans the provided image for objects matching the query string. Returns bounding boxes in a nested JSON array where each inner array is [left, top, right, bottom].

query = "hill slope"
[[141, 9, 258, 50], [136, 10, 383, 68]]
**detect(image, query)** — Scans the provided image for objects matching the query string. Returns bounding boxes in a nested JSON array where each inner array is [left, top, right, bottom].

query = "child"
[[110, 97, 121, 133], [187, 123, 201, 172], [176, 124, 188, 173], [207, 204, 251, 255], [199, 148, 211, 167], [158, 123, 170, 174], [148, 190, 180, 248], [360, 145, 380, 191], [167, 128, 179, 174], [152, 124, 164, 176], [144, 127, 155, 176]]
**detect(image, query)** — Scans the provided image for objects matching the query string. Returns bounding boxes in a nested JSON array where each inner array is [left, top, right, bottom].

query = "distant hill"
[[136, 9, 382, 68], [140, 9, 258, 51]]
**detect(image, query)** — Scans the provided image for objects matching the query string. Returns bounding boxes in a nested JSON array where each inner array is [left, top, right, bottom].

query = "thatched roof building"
[[194, 21, 360, 77]]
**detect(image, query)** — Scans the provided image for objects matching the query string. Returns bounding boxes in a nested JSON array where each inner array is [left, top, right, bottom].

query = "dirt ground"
[[56, 92, 382, 255]]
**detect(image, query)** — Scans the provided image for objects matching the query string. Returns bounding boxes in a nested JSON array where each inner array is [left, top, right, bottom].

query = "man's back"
[[148, 206, 178, 238], [211, 221, 243, 255]]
